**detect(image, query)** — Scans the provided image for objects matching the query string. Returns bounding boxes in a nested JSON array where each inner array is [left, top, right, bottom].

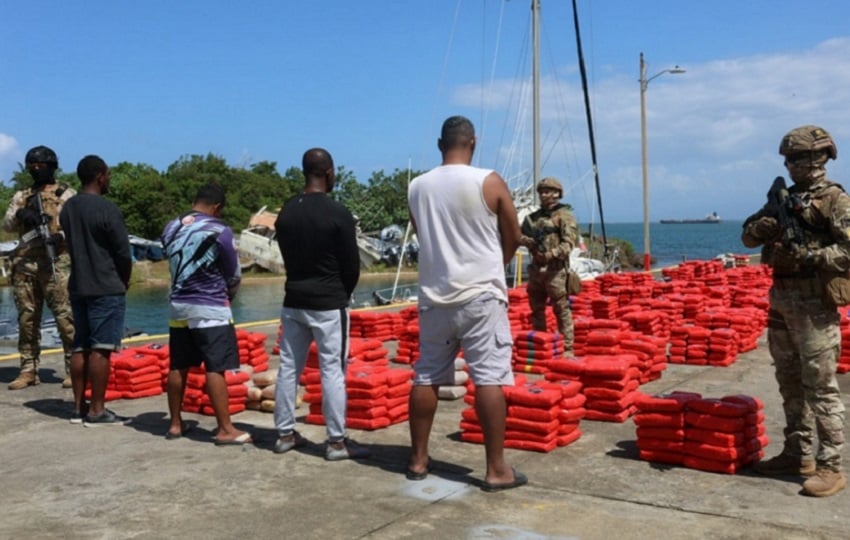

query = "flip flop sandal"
[[481, 468, 528, 492], [405, 457, 434, 481]]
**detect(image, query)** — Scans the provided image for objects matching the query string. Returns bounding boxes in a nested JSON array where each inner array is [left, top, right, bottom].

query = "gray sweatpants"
[[274, 306, 350, 441]]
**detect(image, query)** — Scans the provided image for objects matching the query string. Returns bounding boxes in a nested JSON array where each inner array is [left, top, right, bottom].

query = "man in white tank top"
[[407, 115, 527, 491]]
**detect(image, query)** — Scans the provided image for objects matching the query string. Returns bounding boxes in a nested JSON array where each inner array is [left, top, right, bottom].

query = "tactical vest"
[[14, 183, 71, 259], [765, 179, 850, 305], [524, 204, 576, 257]]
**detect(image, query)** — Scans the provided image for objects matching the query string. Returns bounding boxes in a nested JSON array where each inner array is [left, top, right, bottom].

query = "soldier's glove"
[[15, 207, 41, 228], [746, 216, 780, 241]]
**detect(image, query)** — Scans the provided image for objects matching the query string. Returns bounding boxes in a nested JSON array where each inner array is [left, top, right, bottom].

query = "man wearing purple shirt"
[[161, 183, 251, 445]]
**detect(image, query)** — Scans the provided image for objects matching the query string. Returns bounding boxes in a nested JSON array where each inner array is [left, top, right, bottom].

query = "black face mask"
[[29, 167, 55, 187]]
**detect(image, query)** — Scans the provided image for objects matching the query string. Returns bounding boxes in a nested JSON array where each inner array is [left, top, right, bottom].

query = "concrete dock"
[[1, 321, 847, 540]]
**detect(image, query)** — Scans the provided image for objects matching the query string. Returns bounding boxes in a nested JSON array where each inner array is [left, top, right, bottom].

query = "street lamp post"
[[640, 52, 685, 271]]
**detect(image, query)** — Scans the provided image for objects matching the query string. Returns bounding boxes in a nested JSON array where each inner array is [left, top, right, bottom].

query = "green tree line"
[[0, 154, 422, 241]]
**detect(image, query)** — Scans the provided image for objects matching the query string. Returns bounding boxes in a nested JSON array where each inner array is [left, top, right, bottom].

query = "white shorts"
[[415, 293, 514, 387]]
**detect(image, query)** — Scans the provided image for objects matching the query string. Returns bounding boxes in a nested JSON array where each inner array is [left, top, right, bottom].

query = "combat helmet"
[[779, 125, 837, 161], [24, 145, 59, 167], [537, 177, 563, 197]]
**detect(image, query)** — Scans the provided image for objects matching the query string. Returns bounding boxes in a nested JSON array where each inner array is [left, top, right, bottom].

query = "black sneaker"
[[70, 402, 90, 425], [84, 409, 131, 427]]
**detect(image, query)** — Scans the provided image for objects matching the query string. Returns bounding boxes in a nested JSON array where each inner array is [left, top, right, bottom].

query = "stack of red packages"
[[683, 395, 768, 474], [546, 379, 586, 448], [620, 309, 668, 340], [347, 338, 390, 367], [581, 355, 640, 423], [590, 296, 619, 319], [461, 377, 584, 452], [544, 355, 584, 383], [634, 391, 703, 465], [584, 328, 624, 355], [507, 302, 531, 332], [399, 305, 419, 324], [681, 293, 707, 321], [507, 287, 530, 331], [701, 285, 732, 309], [570, 290, 595, 319], [87, 347, 165, 402], [303, 364, 412, 430], [645, 297, 685, 334], [668, 325, 711, 365], [727, 308, 766, 353], [182, 366, 250, 416], [839, 309, 850, 373], [707, 328, 740, 366], [619, 332, 666, 383], [651, 280, 680, 297], [393, 321, 420, 365], [111, 350, 164, 399], [350, 311, 400, 341], [573, 319, 629, 357], [512, 330, 562, 374], [133, 343, 171, 389], [236, 329, 270, 373]]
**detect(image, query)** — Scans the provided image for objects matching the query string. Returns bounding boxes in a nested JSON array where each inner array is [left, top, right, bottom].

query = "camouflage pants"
[[10, 255, 74, 373], [527, 265, 573, 348], [767, 286, 845, 471]]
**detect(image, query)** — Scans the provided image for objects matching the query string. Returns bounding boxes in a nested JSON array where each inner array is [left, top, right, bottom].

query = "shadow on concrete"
[[0, 366, 64, 385], [23, 398, 71, 420], [0, 366, 19, 383], [38, 368, 64, 385]]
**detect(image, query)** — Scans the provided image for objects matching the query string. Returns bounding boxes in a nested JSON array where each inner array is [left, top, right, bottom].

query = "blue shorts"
[[415, 293, 514, 387], [70, 294, 126, 353]]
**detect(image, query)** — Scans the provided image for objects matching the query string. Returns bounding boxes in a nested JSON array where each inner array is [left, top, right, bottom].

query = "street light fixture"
[[640, 52, 685, 271]]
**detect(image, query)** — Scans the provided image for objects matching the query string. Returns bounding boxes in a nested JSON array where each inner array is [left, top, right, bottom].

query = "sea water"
[[600, 220, 757, 269], [0, 221, 756, 338]]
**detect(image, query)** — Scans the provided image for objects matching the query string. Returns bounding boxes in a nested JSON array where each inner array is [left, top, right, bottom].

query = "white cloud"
[[0, 133, 19, 156], [450, 37, 850, 221], [0, 133, 22, 183]]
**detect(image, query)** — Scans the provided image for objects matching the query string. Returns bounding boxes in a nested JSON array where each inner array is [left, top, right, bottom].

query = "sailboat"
[[505, 0, 609, 281], [379, 0, 609, 305]]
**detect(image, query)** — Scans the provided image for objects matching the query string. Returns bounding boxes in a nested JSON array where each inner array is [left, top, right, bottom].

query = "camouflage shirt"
[[743, 178, 850, 275], [521, 203, 579, 270], [2, 183, 76, 260]]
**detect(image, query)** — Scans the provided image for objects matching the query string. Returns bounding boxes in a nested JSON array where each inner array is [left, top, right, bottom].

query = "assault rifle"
[[32, 186, 65, 279], [531, 226, 559, 253], [767, 176, 806, 249]]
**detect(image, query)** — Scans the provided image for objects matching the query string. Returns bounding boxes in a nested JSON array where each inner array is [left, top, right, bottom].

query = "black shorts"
[[169, 323, 239, 373]]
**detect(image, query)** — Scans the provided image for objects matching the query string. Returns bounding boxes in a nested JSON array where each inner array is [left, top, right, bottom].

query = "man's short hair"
[[302, 148, 334, 178], [194, 182, 226, 207], [440, 116, 475, 149], [76, 155, 107, 186]]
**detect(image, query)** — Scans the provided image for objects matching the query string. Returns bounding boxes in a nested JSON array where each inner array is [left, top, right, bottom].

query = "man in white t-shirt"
[[407, 115, 526, 491]]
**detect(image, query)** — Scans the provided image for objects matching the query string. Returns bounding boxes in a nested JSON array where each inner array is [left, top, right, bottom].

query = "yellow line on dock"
[[0, 301, 416, 363]]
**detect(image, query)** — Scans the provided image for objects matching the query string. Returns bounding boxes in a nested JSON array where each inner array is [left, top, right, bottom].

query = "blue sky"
[[3, 0, 850, 222]]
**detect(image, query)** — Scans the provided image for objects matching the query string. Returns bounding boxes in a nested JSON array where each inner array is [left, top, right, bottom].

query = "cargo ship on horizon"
[[660, 212, 720, 224]]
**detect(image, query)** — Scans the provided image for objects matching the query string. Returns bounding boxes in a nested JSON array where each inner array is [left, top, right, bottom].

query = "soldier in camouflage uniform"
[[742, 125, 847, 497], [520, 177, 579, 349], [2, 146, 75, 390]]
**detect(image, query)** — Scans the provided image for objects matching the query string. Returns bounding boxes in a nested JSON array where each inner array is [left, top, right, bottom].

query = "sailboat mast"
[[571, 0, 608, 257], [531, 0, 541, 207]]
